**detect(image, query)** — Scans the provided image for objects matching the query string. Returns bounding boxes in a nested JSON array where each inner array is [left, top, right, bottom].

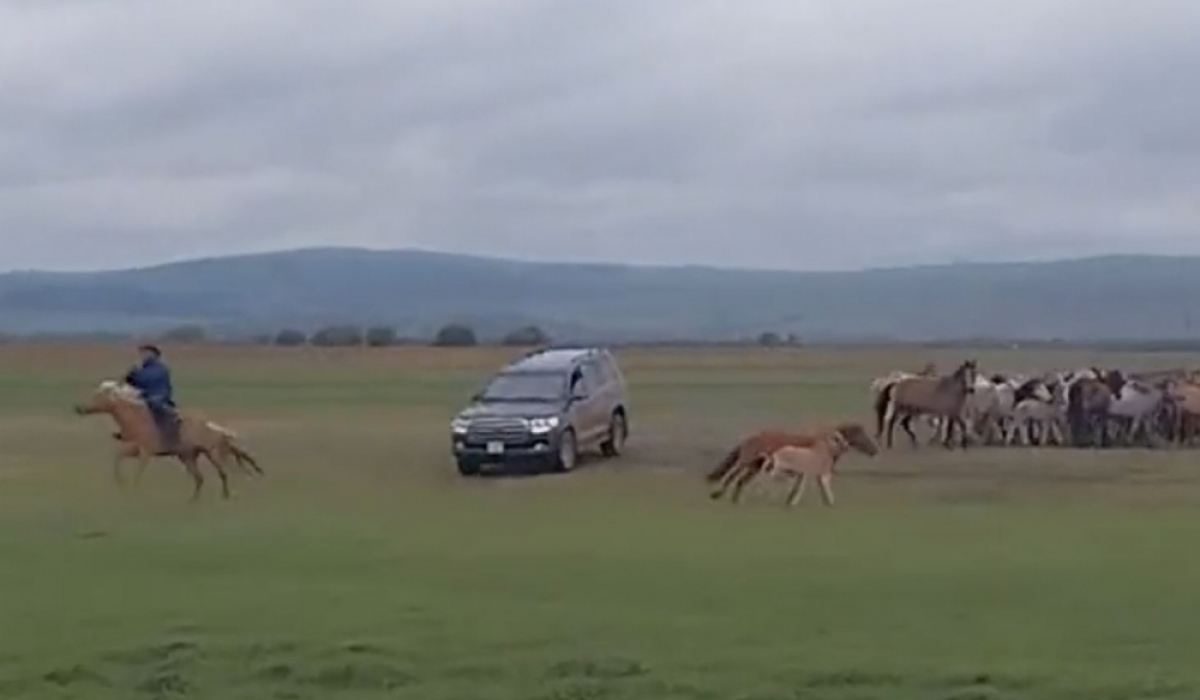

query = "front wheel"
[[600, 411, 627, 458], [553, 429, 578, 473], [456, 458, 481, 477]]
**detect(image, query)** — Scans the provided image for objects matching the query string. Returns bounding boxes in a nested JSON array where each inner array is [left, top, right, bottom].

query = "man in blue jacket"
[[124, 343, 181, 450]]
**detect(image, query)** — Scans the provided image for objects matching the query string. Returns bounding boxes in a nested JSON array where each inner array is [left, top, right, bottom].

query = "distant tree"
[[432, 323, 478, 347], [311, 324, 364, 347], [757, 331, 783, 347], [159, 324, 207, 344], [365, 325, 398, 347], [501, 324, 550, 347], [274, 328, 308, 347]]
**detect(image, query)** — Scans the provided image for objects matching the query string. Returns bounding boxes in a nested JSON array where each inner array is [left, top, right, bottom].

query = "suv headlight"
[[528, 416, 560, 434], [451, 417, 470, 434]]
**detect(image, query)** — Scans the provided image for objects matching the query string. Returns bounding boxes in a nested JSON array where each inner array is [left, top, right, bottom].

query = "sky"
[[1, 0, 1199, 273]]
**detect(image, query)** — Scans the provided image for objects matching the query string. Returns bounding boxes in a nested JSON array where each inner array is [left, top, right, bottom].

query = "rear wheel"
[[600, 411, 627, 458], [553, 429, 578, 472]]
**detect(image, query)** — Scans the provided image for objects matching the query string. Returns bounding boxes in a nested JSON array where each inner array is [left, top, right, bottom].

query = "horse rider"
[[123, 343, 181, 450]]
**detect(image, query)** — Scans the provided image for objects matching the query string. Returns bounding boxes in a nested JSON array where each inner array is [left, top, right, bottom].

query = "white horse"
[[1006, 396, 1068, 446], [1108, 380, 1168, 446]]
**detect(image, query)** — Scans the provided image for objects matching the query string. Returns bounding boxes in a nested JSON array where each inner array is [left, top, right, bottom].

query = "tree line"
[[158, 322, 553, 348]]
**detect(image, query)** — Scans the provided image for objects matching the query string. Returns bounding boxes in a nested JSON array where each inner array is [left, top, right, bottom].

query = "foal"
[[758, 428, 873, 507]]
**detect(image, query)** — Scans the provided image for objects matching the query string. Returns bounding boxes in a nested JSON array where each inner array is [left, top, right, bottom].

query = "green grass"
[[3, 344, 1200, 699]]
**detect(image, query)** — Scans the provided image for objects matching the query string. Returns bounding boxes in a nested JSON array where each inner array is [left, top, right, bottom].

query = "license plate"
[[486, 441, 504, 454]]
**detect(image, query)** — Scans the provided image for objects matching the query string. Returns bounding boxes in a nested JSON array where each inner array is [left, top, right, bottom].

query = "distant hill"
[[2, 247, 1200, 342]]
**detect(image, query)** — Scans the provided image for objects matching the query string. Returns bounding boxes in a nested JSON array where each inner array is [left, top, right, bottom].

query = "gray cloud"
[[1, 0, 1199, 271]]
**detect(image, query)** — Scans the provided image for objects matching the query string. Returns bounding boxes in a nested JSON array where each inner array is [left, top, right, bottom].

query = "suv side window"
[[569, 366, 590, 395], [594, 354, 619, 386], [581, 360, 605, 392]]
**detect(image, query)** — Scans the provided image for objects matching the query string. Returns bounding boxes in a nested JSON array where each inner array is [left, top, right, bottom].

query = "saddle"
[[111, 407, 184, 452]]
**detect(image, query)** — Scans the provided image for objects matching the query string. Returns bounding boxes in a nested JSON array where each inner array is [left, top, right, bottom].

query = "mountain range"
[[1, 247, 1198, 342]]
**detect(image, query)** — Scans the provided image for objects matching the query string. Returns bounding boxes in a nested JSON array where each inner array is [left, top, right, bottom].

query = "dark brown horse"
[[875, 360, 978, 449], [1067, 372, 1119, 447]]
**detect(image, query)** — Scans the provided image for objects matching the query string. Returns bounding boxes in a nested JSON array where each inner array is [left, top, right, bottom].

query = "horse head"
[[834, 422, 879, 456], [822, 428, 852, 458], [951, 359, 979, 390], [74, 379, 143, 416]]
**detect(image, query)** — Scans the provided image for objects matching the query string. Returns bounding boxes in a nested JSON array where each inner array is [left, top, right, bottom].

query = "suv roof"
[[504, 347, 609, 373]]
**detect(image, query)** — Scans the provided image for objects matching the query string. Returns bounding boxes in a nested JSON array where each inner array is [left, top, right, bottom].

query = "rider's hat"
[[137, 342, 162, 356]]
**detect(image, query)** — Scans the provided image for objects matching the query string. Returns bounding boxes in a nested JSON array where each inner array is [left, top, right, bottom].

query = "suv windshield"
[[479, 372, 566, 402]]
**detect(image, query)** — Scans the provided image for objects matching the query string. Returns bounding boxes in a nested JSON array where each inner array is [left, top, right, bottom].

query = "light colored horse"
[[756, 424, 879, 507], [1006, 397, 1067, 446], [1108, 380, 1169, 446], [1166, 380, 1200, 445], [74, 380, 262, 501], [876, 360, 978, 449], [962, 375, 1017, 445]]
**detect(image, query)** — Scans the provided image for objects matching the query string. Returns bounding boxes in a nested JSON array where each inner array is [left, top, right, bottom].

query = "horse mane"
[[97, 379, 145, 405]]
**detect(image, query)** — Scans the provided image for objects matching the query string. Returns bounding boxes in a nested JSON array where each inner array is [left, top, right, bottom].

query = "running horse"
[[756, 423, 879, 506], [875, 359, 978, 449], [74, 380, 262, 501], [706, 422, 878, 502]]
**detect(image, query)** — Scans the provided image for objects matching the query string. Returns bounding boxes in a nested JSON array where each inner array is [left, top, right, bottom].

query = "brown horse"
[[758, 425, 879, 506], [1066, 376, 1115, 447], [875, 359, 977, 449], [706, 422, 878, 502], [74, 380, 262, 501]]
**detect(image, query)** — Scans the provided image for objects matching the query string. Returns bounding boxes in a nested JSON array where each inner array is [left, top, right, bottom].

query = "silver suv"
[[450, 347, 629, 476]]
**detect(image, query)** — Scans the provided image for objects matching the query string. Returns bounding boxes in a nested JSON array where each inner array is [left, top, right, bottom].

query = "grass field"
[[4, 344, 1200, 699]]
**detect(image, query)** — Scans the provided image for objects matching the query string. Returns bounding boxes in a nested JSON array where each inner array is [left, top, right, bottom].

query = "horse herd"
[[872, 359, 1200, 450], [705, 359, 1200, 508]]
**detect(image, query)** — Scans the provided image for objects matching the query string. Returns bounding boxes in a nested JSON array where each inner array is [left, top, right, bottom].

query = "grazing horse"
[[74, 380, 262, 501], [706, 422, 878, 503], [876, 360, 978, 449], [757, 425, 879, 507]]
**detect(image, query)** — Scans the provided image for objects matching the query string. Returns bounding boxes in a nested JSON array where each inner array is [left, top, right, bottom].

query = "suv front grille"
[[466, 417, 529, 444]]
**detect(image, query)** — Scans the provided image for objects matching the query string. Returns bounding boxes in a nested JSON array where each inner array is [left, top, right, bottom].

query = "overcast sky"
[[1, 0, 1198, 272]]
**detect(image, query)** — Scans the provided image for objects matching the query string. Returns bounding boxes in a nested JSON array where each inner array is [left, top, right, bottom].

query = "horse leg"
[[111, 443, 135, 487], [899, 414, 919, 448], [957, 416, 970, 449], [132, 452, 152, 486], [181, 453, 204, 503], [202, 448, 232, 499], [817, 474, 835, 506], [724, 463, 753, 501], [884, 412, 898, 448], [942, 415, 961, 449], [1006, 417, 1023, 446], [786, 473, 807, 507], [925, 417, 942, 446]]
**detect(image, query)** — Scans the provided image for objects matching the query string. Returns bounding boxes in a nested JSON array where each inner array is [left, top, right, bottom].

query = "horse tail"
[[705, 445, 741, 483], [874, 382, 896, 438], [205, 421, 264, 475], [228, 443, 264, 475]]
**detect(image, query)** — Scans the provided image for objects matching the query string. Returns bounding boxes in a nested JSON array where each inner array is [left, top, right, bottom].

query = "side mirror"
[[569, 387, 587, 402], [470, 392, 483, 403]]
